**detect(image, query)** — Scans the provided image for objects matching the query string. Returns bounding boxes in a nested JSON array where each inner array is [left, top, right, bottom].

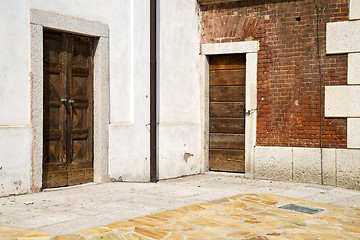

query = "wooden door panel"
[[209, 55, 246, 70], [43, 30, 94, 188], [43, 31, 67, 188], [210, 118, 245, 134], [209, 69, 246, 86], [209, 54, 246, 173], [210, 86, 245, 102], [209, 102, 245, 118], [68, 34, 93, 179], [209, 133, 245, 149], [209, 159, 245, 172]]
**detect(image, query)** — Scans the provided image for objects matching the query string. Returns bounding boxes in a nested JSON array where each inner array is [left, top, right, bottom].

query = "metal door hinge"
[[245, 108, 257, 116]]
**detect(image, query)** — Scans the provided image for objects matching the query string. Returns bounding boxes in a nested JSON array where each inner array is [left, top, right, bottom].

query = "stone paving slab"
[[1, 193, 360, 239], [0, 173, 360, 238]]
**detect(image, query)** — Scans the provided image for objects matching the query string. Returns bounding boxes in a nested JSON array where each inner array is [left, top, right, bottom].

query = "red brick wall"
[[201, 0, 348, 148]]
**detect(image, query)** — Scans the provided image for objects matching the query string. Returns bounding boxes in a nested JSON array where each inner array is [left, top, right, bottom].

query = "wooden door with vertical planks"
[[43, 29, 94, 188], [209, 54, 246, 172]]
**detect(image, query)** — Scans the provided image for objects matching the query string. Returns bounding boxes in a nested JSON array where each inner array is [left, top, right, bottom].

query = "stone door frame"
[[200, 41, 258, 178], [30, 9, 110, 191]]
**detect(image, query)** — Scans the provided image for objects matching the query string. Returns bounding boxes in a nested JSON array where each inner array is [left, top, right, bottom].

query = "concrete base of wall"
[[254, 146, 360, 190]]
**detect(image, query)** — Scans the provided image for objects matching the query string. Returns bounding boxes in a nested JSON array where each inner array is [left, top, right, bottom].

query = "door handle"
[[60, 98, 67, 104], [69, 99, 75, 104]]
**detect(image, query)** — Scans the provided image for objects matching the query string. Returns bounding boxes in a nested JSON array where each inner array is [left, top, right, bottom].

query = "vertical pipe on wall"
[[150, 0, 158, 182]]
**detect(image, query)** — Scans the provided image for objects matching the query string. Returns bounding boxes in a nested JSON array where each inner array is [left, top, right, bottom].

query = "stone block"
[[347, 118, 360, 148], [336, 149, 360, 190], [201, 41, 259, 55], [325, 86, 360, 117], [322, 149, 336, 186], [254, 146, 292, 181], [350, 0, 360, 20], [293, 148, 322, 184], [326, 21, 360, 54], [348, 53, 360, 84]]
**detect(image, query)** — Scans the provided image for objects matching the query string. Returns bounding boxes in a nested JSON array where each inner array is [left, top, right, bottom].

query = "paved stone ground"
[[0, 172, 359, 239]]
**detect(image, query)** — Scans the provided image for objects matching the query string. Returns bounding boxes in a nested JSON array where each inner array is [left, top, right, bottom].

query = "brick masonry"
[[200, 0, 349, 148]]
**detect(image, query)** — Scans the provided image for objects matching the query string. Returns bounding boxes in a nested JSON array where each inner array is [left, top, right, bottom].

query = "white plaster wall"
[[158, 0, 202, 179], [0, 0, 151, 194], [0, 1, 30, 126], [0, 127, 31, 197]]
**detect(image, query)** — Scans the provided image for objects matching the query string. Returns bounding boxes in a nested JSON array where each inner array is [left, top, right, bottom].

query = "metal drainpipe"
[[150, 0, 158, 183]]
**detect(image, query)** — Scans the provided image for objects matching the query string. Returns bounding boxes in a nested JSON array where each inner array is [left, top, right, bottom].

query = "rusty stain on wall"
[[183, 153, 194, 164]]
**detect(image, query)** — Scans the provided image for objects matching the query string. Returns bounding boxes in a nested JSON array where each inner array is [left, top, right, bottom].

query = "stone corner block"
[[293, 148, 322, 184], [348, 53, 360, 85], [336, 149, 360, 190], [321, 148, 336, 186], [347, 118, 360, 148], [325, 86, 360, 117], [350, 0, 360, 20], [326, 21, 360, 54], [254, 146, 292, 182]]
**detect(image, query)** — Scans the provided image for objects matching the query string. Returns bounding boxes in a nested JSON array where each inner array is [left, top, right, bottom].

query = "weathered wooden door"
[[43, 30, 94, 188], [209, 54, 246, 172]]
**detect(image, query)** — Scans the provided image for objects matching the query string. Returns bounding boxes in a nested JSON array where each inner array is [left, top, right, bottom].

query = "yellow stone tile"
[[223, 201, 247, 209], [76, 227, 111, 236], [178, 204, 205, 212], [154, 210, 186, 219], [286, 233, 318, 240], [261, 200, 278, 205], [242, 200, 268, 209], [243, 196, 262, 202], [88, 232, 122, 240], [104, 221, 138, 229], [164, 232, 184, 240], [123, 233, 149, 240], [307, 224, 342, 231], [319, 215, 340, 221], [8, 231, 52, 238], [128, 216, 169, 227], [257, 216, 281, 229], [156, 224, 180, 231], [280, 212, 315, 219], [285, 229, 311, 234], [198, 203, 228, 210], [281, 224, 299, 229], [207, 198, 230, 205], [190, 218, 220, 227], [8, 237, 51, 240], [183, 230, 222, 239], [268, 236, 290, 240], [203, 226, 232, 235], [310, 230, 345, 239], [228, 194, 244, 200], [53, 235, 85, 240], [134, 226, 168, 239], [0, 227, 25, 238], [275, 217, 307, 227], [222, 208, 249, 216], [176, 213, 198, 222], [344, 225, 360, 233], [244, 207, 263, 213], [115, 229, 133, 235], [171, 221, 196, 230], [203, 214, 243, 226], [228, 231, 258, 238]]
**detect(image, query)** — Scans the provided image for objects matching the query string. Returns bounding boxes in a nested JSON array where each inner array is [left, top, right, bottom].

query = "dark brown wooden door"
[[43, 30, 94, 188], [209, 54, 246, 172]]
